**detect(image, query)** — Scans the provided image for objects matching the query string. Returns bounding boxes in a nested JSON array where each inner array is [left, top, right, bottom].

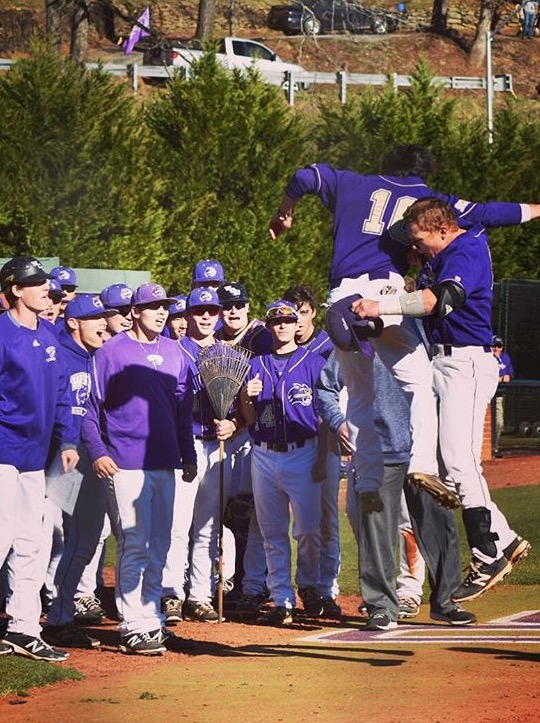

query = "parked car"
[[143, 37, 309, 88], [267, 0, 401, 36]]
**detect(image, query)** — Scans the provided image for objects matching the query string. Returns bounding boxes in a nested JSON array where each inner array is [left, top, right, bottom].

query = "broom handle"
[[217, 438, 225, 623]]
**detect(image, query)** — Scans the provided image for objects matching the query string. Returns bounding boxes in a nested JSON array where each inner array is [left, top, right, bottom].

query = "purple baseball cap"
[[169, 294, 187, 316], [325, 294, 383, 351], [50, 266, 78, 288], [192, 259, 225, 284], [48, 278, 64, 299], [65, 294, 118, 320], [100, 283, 133, 309], [186, 287, 222, 310], [132, 282, 176, 307], [265, 299, 298, 322]]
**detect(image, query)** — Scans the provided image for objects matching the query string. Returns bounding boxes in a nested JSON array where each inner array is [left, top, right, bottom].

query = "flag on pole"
[[122, 7, 150, 55]]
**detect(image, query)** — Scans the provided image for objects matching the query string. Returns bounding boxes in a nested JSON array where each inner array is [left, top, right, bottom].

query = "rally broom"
[[197, 343, 252, 622]]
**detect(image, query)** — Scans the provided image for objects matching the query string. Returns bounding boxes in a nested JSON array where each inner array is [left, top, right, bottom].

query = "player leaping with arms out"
[[354, 197, 531, 602], [269, 145, 540, 512]]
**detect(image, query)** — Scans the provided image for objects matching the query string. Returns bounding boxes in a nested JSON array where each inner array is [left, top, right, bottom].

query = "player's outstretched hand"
[[268, 213, 293, 240], [93, 455, 119, 479], [351, 298, 380, 319], [182, 463, 198, 483], [61, 448, 80, 473]]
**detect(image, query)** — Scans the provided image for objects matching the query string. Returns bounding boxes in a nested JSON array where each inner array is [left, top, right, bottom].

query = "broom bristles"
[[198, 344, 252, 420]]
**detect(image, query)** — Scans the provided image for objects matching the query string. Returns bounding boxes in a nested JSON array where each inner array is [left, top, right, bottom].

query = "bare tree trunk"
[[431, 0, 449, 34], [195, 0, 217, 40], [70, 0, 89, 62], [469, 1, 501, 68], [45, 0, 64, 51]]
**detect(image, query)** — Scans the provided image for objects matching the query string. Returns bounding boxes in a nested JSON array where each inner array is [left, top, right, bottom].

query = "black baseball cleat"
[[42, 623, 100, 649], [119, 630, 166, 656], [406, 472, 461, 510], [451, 556, 512, 603], [258, 606, 294, 626], [3, 632, 69, 662], [503, 536, 531, 567], [430, 605, 477, 626], [298, 587, 324, 617], [365, 613, 397, 631], [0, 640, 13, 656]]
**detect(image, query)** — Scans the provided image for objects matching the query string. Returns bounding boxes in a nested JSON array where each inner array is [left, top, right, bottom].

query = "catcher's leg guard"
[[462, 507, 499, 559]]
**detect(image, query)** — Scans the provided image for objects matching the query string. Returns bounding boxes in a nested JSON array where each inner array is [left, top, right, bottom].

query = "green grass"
[[104, 483, 540, 597], [0, 656, 83, 698], [337, 483, 540, 595]]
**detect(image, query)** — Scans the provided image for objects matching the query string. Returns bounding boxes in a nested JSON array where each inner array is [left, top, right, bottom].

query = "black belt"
[[430, 343, 492, 357], [254, 440, 307, 453], [195, 435, 217, 441]]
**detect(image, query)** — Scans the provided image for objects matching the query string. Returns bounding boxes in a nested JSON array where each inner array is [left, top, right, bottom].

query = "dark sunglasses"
[[139, 301, 171, 311], [115, 306, 132, 317], [62, 285, 77, 293], [221, 301, 247, 311]]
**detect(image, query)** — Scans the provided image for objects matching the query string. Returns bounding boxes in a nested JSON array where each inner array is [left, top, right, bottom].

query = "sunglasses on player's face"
[[62, 285, 77, 294], [139, 301, 170, 311], [266, 305, 297, 322], [115, 306, 132, 317], [222, 301, 247, 311]]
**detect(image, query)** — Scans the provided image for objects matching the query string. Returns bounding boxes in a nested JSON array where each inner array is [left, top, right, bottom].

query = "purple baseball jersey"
[[246, 347, 326, 445], [178, 336, 237, 438], [285, 164, 525, 287], [82, 332, 196, 470], [297, 327, 333, 359], [496, 351, 514, 379], [416, 225, 494, 346]]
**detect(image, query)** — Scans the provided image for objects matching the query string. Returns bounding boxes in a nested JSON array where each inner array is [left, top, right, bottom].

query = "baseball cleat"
[[398, 596, 420, 619], [451, 555, 512, 603], [41, 623, 100, 649], [183, 600, 220, 623], [365, 613, 397, 631], [0, 640, 13, 656], [321, 597, 343, 620], [162, 596, 184, 624], [119, 630, 166, 656], [430, 604, 477, 626], [503, 536, 531, 567], [3, 632, 69, 662], [298, 587, 324, 617], [73, 595, 106, 625], [406, 472, 461, 509], [258, 606, 294, 626]]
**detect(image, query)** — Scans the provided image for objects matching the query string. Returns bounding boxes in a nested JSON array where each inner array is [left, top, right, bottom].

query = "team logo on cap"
[[93, 297, 104, 308], [120, 288, 132, 300], [152, 285, 165, 297], [58, 270, 71, 280], [223, 285, 241, 297], [199, 291, 213, 303], [288, 383, 313, 407], [205, 266, 217, 278]]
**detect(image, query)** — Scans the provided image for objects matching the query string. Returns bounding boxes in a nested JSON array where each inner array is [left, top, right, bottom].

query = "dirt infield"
[[1, 456, 539, 722]]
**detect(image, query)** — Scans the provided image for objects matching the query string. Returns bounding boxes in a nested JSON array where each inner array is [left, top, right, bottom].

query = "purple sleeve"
[[176, 362, 197, 466], [502, 352, 515, 378], [53, 356, 78, 450], [81, 357, 109, 462], [436, 193, 523, 228], [285, 164, 337, 211]]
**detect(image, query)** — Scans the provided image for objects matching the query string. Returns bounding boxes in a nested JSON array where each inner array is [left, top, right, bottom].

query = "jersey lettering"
[[362, 189, 418, 237], [258, 403, 275, 429]]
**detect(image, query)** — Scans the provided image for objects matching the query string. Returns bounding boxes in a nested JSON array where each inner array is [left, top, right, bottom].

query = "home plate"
[[300, 611, 540, 645]]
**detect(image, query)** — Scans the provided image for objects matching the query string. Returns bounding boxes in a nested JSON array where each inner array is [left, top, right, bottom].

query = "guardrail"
[[0, 58, 513, 106]]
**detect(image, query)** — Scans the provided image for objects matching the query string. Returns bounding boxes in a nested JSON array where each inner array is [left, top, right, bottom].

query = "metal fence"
[[0, 58, 514, 105], [491, 279, 540, 456]]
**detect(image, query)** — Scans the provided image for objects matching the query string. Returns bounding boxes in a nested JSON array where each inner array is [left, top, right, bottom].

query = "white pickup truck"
[[143, 36, 309, 88]]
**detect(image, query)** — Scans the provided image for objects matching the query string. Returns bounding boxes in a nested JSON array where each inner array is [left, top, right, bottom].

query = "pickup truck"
[[143, 37, 309, 88]]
